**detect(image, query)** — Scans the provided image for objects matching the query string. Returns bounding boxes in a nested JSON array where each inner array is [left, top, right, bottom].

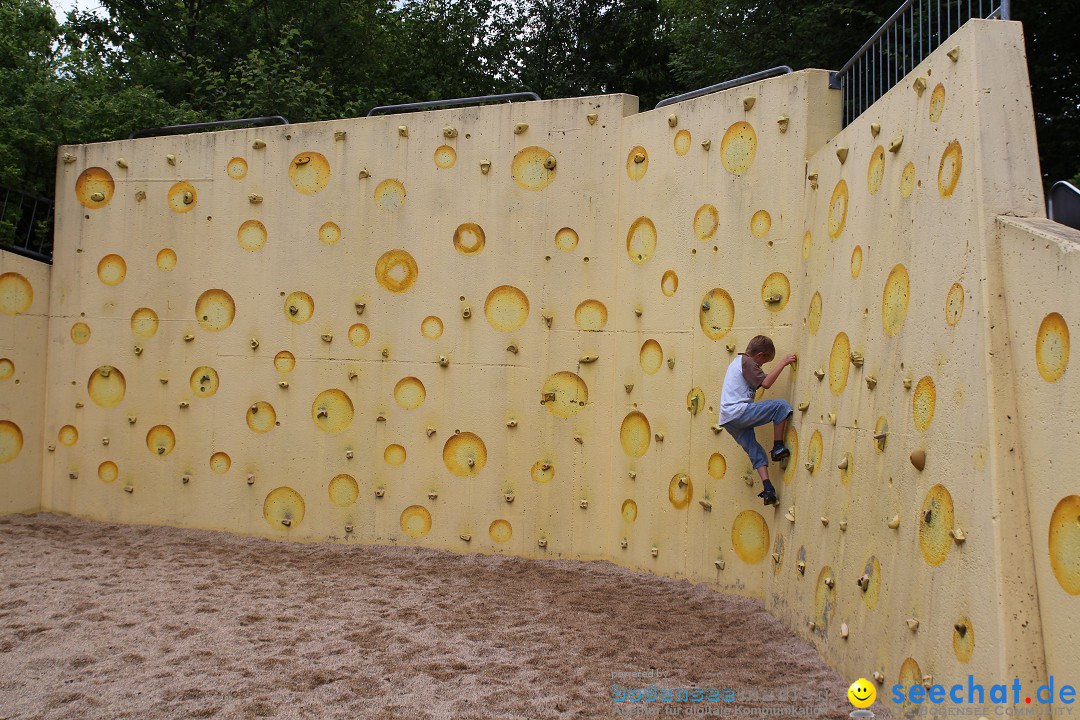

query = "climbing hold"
[[506, 345, 518, 354], [628, 471, 636, 479], [805, 460, 816, 472], [785, 507, 796, 522], [857, 574, 871, 591], [505, 493, 515, 503], [184, 334, 194, 342], [348, 371, 358, 380], [358, 169, 370, 179], [398, 125, 408, 137], [181, 474, 190, 484], [102, 437, 109, 446], [428, 491, 438, 500], [701, 140, 711, 150], [133, 345, 143, 356], [651, 547, 659, 558], [344, 523, 353, 533], [538, 538, 548, 548], [837, 457, 849, 470], [632, 152, 646, 164], [951, 527, 966, 543], [798, 401, 810, 412], [889, 135, 904, 153], [252, 139, 266, 149], [634, 307, 643, 317], [701, 301, 711, 312], [480, 160, 491, 174], [166, 154, 176, 165], [807, 172, 819, 189], [68, 472, 78, 480], [543, 155, 556, 170], [439, 355, 449, 367], [655, 432, 664, 442], [888, 514, 901, 529], [542, 313, 552, 327], [48, 444, 55, 452], [870, 122, 881, 137], [910, 449, 926, 471], [248, 193, 263, 204], [443, 127, 457, 138], [725, 342, 736, 353], [574, 436, 584, 445], [514, 123, 529, 134], [579, 499, 588, 509], [872, 672, 884, 684], [279, 381, 288, 389], [75, 402, 84, 409], [839, 520, 848, 531], [135, 190, 146, 201], [824, 576, 834, 588], [777, 116, 789, 133], [841, 623, 849, 639], [711, 425, 724, 435], [903, 376, 913, 389], [459, 533, 471, 542], [715, 559, 725, 569], [355, 302, 366, 315], [667, 356, 675, 369], [90, 191, 106, 202], [947, 46, 960, 62], [850, 351, 864, 367], [159, 377, 168, 384], [866, 375, 878, 389], [587, 113, 598, 125], [906, 618, 920, 631], [246, 473, 255, 485], [796, 560, 806, 574], [667, 114, 678, 128], [128, 416, 137, 424], [381, 348, 390, 358], [828, 413, 836, 425], [836, 147, 849, 164], [335, 131, 347, 141], [579, 354, 598, 363], [376, 414, 386, 422], [178, 401, 189, 408], [375, 488, 384, 497], [124, 486, 134, 494], [699, 500, 712, 511], [250, 338, 259, 349], [821, 517, 830, 527], [814, 368, 825, 380], [743, 96, 756, 111], [506, 419, 517, 428], [913, 76, 927, 95], [954, 622, 967, 636], [345, 449, 354, 458], [808, 621, 816, 631], [63, 153, 77, 164], [771, 552, 781, 564], [426, 427, 436, 437], [116, 158, 128, 168], [765, 293, 783, 304]]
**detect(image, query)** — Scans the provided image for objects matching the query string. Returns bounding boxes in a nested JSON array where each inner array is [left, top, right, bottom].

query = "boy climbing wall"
[[718, 335, 796, 507]]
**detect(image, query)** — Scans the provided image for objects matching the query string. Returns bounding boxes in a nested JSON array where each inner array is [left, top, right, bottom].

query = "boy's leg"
[[725, 423, 778, 506]]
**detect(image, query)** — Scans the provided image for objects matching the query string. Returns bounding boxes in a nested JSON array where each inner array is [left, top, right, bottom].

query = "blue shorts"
[[721, 400, 793, 470]]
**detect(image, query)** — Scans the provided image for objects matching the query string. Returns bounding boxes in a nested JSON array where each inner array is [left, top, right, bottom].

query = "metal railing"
[[130, 115, 289, 139], [0, 186, 53, 264], [655, 67, 794, 109], [830, 0, 1011, 126], [1048, 181, 1080, 232], [367, 92, 541, 117]]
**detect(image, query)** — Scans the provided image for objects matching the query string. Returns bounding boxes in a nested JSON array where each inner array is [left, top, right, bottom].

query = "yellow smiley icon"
[[848, 678, 876, 708]]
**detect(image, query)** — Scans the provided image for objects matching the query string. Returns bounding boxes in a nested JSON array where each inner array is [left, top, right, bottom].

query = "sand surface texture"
[[0, 513, 886, 719]]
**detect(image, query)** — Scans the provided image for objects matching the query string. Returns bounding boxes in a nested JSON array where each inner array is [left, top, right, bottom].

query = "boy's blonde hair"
[[746, 335, 775, 359]]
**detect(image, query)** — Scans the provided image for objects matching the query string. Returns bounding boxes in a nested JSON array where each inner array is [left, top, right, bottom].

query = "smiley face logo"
[[848, 678, 876, 708]]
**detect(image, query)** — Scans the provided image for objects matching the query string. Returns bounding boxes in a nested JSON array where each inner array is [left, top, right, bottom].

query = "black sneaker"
[[770, 444, 790, 462], [757, 489, 779, 507]]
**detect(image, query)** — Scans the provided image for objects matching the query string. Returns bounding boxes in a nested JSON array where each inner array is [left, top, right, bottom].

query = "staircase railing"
[[0, 186, 53, 264]]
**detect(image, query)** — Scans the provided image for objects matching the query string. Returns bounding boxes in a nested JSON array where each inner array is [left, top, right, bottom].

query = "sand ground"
[[0, 513, 889, 719]]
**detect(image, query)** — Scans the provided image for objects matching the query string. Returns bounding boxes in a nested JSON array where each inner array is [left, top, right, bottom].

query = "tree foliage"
[[0, 0, 1075, 200]]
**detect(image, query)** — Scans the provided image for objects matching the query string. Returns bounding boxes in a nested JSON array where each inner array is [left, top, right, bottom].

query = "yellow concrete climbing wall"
[[16, 15, 1073, 700], [997, 216, 1080, 686], [0, 250, 49, 514], [774, 19, 1055, 698]]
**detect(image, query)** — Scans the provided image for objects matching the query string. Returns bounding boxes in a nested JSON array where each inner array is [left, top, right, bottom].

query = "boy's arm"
[[760, 353, 797, 389]]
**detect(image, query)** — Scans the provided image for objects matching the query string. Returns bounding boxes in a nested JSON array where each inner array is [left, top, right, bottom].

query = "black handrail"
[[655, 67, 794, 109], [129, 115, 289, 139], [367, 92, 541, 117], [0, 185, 53, 264]]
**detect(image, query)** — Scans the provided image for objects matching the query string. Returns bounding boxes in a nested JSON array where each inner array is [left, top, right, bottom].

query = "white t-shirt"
[[718, 354, 765, 425]]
